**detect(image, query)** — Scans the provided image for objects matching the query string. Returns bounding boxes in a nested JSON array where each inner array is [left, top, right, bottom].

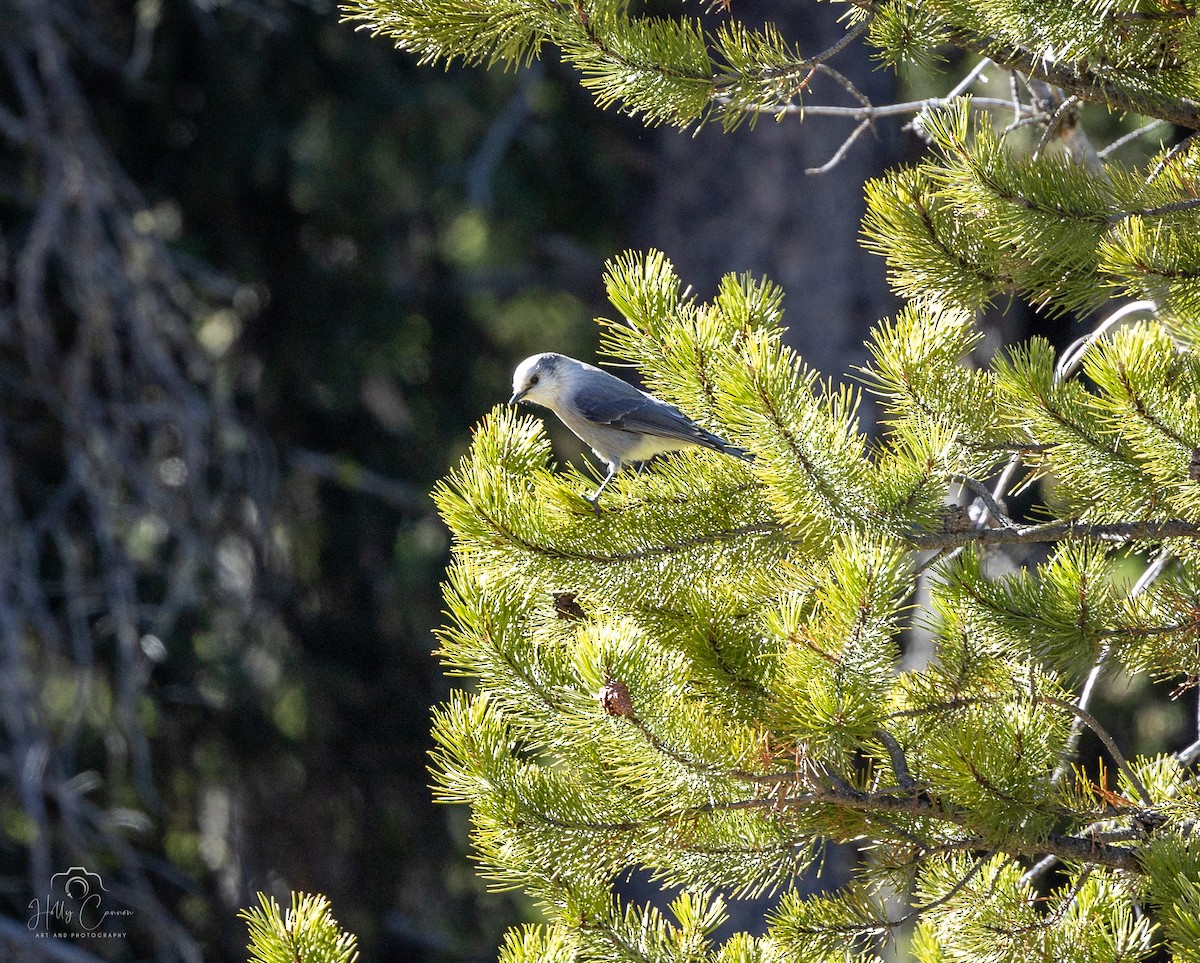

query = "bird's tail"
[[697, 427, 754, 462]]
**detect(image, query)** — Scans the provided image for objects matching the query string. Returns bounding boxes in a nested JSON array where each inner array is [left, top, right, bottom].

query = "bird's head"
[[509, 353, 570, 409]]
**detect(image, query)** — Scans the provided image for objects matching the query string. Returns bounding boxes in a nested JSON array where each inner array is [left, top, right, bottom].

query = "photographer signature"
[[27, 868, 132, 935]]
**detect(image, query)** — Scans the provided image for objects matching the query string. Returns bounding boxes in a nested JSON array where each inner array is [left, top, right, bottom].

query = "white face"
[[510, 353, 566, 408]]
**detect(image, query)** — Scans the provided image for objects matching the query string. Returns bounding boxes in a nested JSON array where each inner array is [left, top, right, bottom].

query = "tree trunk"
[[635, 0, 901, 382]]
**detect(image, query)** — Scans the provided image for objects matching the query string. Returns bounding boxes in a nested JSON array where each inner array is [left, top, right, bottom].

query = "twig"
[[1031, 552, 1174, 882], [909, 517, 1200, 551], [962, 300, 1157, 546], [843, 0, 1200, 130], [903, 58, 991, 138], [1007, 69, 1023, 129], [806, 118, 871, 174], [812, 61, 873, 112], [875, 728, 915, 789], [1014, 868, 1092, 932], [914, 547, 955, 576], [1023, 78, 1104, 172], [954, 475, 1015, 528], [1036, 695, 1154, 807], [946, 58, 993, 100], [1056, 300, 1158, 380], [1098, 119, 1168, 159], [1051, 643, 1112, 785], [1147, 132, 1197, 184], [1178, 737, 1200, 767], [740, 95, 1034, 121], [884, 857, 990, 929], [1114, 197, 1200, 221], [1032, 94, 1079, 162], [810, 17, 870, 64]]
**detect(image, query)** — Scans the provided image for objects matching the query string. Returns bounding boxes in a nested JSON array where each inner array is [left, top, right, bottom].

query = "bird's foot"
[[582, 492, 604, 516]]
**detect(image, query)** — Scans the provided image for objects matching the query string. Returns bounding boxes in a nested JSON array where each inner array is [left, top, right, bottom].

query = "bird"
[[509, 352, 751, 510]]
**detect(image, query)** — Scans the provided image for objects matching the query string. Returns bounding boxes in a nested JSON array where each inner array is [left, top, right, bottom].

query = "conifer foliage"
[[241, 893, 359, 963], [349, 0, 1200, 959]]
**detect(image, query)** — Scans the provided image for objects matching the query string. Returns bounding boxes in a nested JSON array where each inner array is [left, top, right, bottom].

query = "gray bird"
[[509, 352, 751, 509]]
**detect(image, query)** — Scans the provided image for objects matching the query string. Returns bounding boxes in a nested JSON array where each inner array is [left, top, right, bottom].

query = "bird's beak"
[[508, 389, 527, 405]]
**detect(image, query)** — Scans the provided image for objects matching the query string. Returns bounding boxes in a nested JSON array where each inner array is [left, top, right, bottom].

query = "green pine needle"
[[240, 893, 359, 963]]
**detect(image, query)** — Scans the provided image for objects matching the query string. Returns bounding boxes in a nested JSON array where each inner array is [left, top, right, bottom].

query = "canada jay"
[[509, 352, 751, 509]]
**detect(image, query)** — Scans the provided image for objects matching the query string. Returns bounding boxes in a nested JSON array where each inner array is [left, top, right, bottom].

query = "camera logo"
[[28, 866, 132, 940]]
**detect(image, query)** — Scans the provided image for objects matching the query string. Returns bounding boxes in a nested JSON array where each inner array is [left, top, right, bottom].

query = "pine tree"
[[348, 1, 1200, 959]]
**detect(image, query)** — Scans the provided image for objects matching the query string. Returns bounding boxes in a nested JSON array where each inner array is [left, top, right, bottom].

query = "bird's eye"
[[530, 374, 540, 385]]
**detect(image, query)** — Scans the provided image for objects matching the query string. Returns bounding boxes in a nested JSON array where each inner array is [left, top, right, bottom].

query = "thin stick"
[[1056, 300, 1158, 380], [1032, 95, 1079, 162], [741, 95, 1033, 120], [1038, 694, 1154, 807], [945, 58, 993, 100], [806, 119, 871, 174], [1098, 119, 1168, 159], [1147, 132, 1196, 184]]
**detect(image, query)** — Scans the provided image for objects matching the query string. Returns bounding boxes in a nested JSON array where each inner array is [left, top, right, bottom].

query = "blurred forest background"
[[1, 0, 1161, 961]]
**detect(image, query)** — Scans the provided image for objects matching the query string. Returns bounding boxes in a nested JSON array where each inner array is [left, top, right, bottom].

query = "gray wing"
[[572, 378, 736, 451]]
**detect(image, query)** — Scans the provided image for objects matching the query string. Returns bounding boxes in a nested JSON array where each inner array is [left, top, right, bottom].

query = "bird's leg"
[[583, 464, 618, 515]]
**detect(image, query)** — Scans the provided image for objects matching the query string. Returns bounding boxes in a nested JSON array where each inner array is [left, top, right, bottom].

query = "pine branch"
[[513, 779, 1145, 874], [847, 0, 1200, 130]]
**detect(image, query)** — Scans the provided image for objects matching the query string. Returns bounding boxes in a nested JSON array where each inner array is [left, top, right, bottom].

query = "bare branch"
[[875, 728, 915, 789], [806, 119, 871, 175], [1179, 737, 1200, 768], [1057, 300, 1158, 380], [1032, 94, 1080, 162], [1036, 694, 1154, 807], [747, 95, 1035, 122], [946, 58, 993, 100], [1098, 119, 1169, 160], [909, 517, 1200, 551], [810, 17, 871, 65], [954, 475, 1015, 529], [1147, 132, 1197, 183]]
